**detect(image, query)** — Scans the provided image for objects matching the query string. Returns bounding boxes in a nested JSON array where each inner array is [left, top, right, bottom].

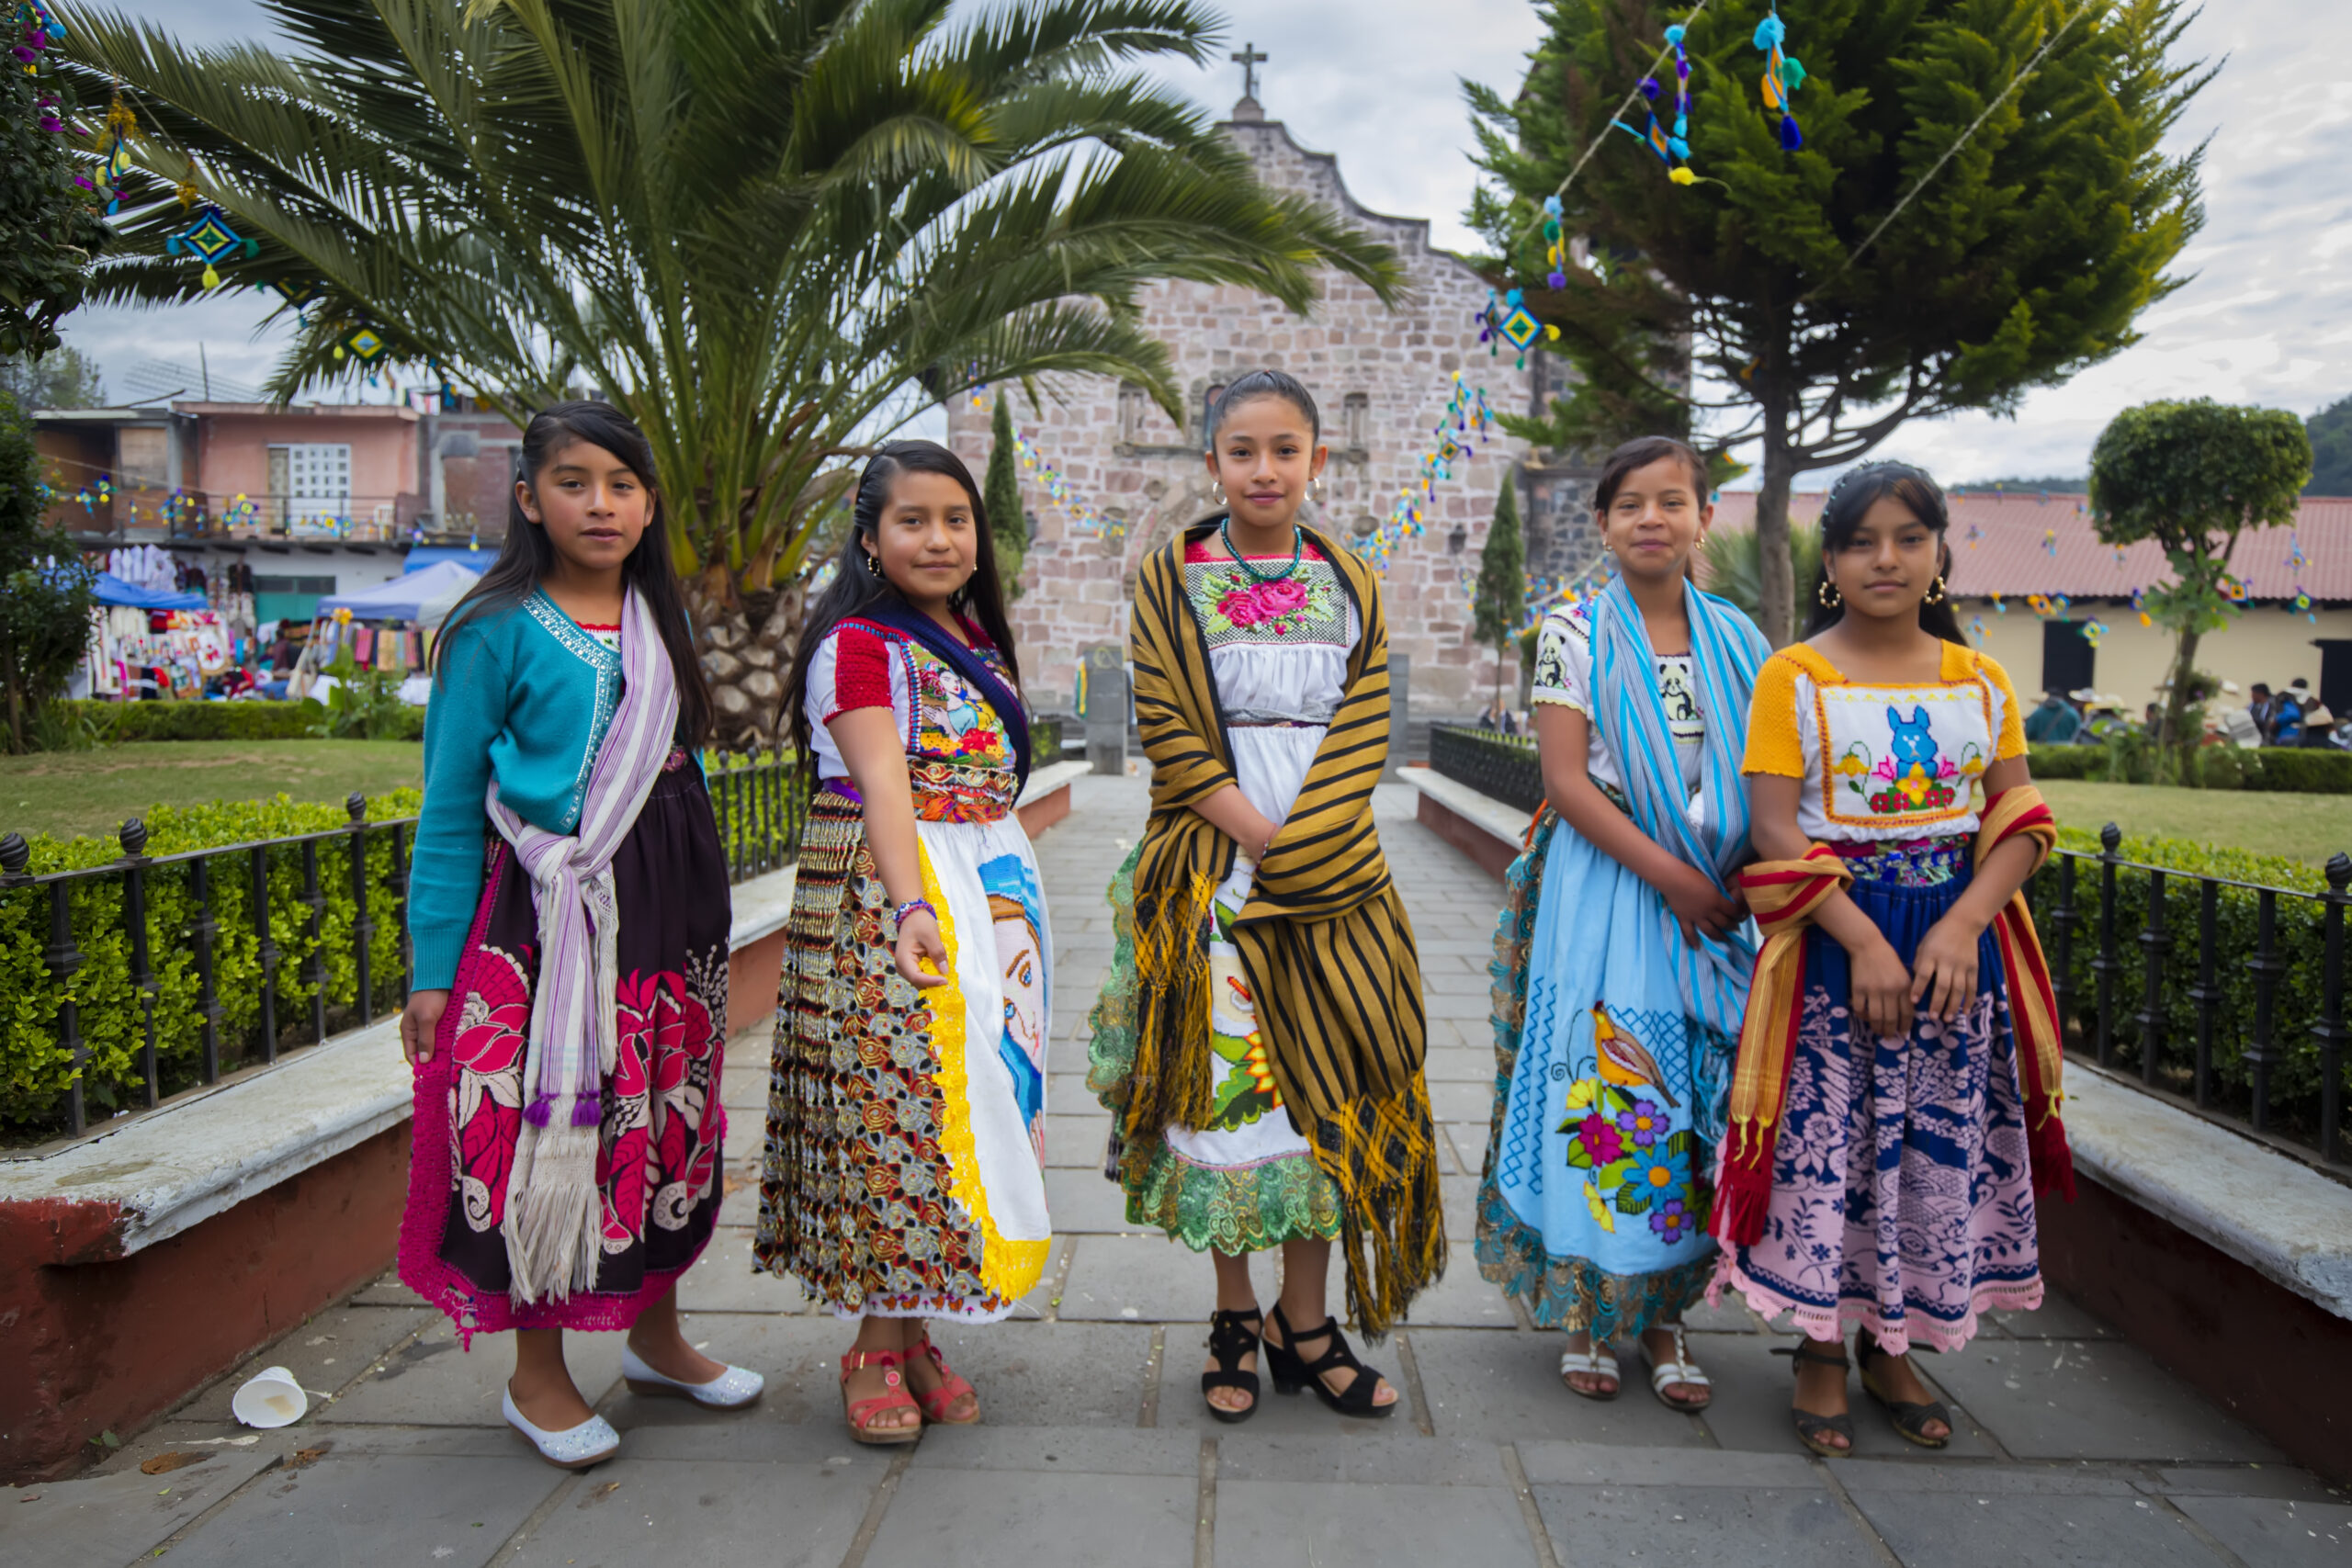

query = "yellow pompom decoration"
[[1669, 166, 1696, 186]]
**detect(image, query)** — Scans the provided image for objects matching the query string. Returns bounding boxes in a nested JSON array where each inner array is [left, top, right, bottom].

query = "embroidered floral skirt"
[[1713, 840, 2043, 1353], [1088, 847, 1347, 1255], [1476, 810, 1730, 1342], [400, 762, 730, 1343], [754, 781, 1053, 1320]]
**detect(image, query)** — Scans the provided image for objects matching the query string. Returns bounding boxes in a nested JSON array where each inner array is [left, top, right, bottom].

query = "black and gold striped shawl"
[[1123, 521, 1442, 1333]]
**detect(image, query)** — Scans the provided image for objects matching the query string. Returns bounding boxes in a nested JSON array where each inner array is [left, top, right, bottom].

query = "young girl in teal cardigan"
[[399, 402, 760, 1470]]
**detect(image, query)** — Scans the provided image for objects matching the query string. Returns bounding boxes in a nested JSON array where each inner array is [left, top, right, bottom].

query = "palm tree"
[[1700, 518, 1821, 634], [62, 0, 1403, 745]]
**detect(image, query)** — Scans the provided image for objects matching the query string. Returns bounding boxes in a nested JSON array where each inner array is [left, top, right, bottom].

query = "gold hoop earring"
[[1817, 579, 1842, 609], [1924, 574, 1948, 605], [1212, 480, 1227, 508], [863, 550, 883, 581]]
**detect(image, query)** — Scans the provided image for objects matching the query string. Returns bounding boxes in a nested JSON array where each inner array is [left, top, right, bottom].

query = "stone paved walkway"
[[16, 776, 2347, 1568]]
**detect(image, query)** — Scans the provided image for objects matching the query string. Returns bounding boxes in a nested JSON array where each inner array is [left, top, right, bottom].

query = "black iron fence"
[[4, 761, 807, 1144], [1429, 723, 1544, 815], [2030, 829, 2350, 1169], [1427, 725, 2350, 1172]]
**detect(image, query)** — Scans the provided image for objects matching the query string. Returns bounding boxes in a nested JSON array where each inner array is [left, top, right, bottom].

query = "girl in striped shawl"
[[1089, 370, 1440, 1423], [1479, 437, 1768, 1411]]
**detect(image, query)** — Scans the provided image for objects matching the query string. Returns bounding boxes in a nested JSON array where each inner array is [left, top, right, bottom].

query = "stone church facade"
[[945, 96, 1601, 715]]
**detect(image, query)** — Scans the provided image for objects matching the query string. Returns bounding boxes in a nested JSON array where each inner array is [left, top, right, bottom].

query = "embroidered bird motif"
[[1592, 1002, 1679, 1108]]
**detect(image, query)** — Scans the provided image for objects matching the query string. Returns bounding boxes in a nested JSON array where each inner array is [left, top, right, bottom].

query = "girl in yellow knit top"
[[1713, 461, 2074, 1459]]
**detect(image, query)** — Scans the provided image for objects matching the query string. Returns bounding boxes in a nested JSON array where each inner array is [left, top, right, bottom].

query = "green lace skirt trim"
[[1087, 847, 1344, 1254]]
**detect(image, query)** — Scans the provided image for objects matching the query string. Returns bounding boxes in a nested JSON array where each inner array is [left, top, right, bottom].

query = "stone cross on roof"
[[1231, 41, 1267, 103]]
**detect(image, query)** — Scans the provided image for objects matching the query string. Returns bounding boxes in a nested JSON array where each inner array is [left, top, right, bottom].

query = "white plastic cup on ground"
[[231, 1366, 308, 1428]]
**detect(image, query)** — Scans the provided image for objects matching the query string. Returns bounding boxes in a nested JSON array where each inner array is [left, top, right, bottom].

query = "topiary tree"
[[1467, 0, 2211, 646], [1472, 477, 1527, 708], [0, 389, 97, 751], [984, 392, 1029, 602], [2088, 399, 2312, 776], [1, 6, 107, 359]]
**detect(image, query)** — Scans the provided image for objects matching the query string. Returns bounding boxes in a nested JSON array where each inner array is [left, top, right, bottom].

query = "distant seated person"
[[1476, 699, 1519, 737], [2271, 679, 2307, 747], [2295, 691, 2337, 749], [2023, 688, 2086, 745]]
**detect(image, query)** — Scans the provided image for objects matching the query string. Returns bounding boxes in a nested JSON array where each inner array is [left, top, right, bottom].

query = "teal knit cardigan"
[[407, 592, 627, 991]]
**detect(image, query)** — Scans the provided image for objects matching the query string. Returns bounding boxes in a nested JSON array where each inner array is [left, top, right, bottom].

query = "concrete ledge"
[[1399, 764, 1532, 882], [1016, 758, 1089, 840], [2059, 1064, 2352, 1321], [0, 1019, 410, 1265], [727, 863, 798, 951]]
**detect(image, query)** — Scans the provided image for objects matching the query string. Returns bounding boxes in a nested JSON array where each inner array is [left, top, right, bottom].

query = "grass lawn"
[[2036, 778, 2352, 866], [1, 739, 424, 842]]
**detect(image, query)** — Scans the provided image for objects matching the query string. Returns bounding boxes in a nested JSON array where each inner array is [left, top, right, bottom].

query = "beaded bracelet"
[[890, 897, 936, 935]]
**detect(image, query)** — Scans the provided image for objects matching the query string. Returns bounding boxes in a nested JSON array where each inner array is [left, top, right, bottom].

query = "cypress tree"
[[1472, 479, 1526, 708], [985, 393, 1028, 599]]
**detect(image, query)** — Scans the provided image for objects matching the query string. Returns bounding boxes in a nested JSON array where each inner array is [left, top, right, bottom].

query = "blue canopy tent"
[[401, 545, 493, 574], [316, 559, 483, 624], [92, 572, 208, 611]]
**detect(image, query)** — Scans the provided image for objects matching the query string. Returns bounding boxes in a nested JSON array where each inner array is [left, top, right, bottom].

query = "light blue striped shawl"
[[1586, 575, 1770, 1039]]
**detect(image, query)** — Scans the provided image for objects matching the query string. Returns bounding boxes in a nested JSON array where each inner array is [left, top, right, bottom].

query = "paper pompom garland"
[[1543, 195, 1568, 288], [1754, 5, 1805, 151]]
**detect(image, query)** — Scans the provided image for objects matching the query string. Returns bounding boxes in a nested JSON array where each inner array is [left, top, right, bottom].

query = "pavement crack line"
[[495, 1470, 585, 1558], [1393, 1330, 1437, 1438], [1043, 1236, 1078, 1323], [1140, 1324, 1166, 1427], [1193, 1436, 1219, 1568], [837, 1445, 916, 1568], [1498, 1444, 1563, 1568], [2146, 1490, 2252, 1568], [134, 1452, 284, 1562], [1805, 1454, 1903, 1567]]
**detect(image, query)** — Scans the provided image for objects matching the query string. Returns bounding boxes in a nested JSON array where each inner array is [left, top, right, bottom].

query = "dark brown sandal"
[[1201, 1308, 1261, 1424], [1771, 1341, 1855, 1458], [1854, 1328, 1951, 1450]]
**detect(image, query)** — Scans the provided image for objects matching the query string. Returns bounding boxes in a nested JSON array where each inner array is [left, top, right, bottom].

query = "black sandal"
[[1853, 1328, 1952, 1450], [1262, 1303, 1394, 1419], [1201, 1308, 1262, 1425], [1770, 1340, 1855, 1458]]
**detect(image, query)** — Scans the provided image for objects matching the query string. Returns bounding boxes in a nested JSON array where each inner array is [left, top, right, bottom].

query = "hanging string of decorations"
[[1475, 287, 1560, 372], [1611, 22, 1698, 185], [963, 386, 1115, 540], [1753, 6, 1805, 151], [1362, 371, 1499, 574]]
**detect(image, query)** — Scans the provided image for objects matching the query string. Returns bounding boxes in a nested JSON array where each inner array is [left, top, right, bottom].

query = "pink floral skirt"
[[400, 763, 731, 1342]]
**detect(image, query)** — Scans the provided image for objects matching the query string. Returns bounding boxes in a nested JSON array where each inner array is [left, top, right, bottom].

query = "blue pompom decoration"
[[1638, 74, 1661, 101], [1544, 194, 1564, 218], [1506, 288, 1524, 308], [1664, 24, 1685, 46], [1547, 270, 1566, 289], [1753, 15, 1785, 50], [1779, 114, 1804, 151], [1674, 114, 1688, 137], [1668, 136, 1690, 159]]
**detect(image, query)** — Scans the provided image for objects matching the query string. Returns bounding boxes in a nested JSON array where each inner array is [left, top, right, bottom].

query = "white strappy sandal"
[[1558, 1340, 1622, 1401], [1641, 1324, 1713, 1410]]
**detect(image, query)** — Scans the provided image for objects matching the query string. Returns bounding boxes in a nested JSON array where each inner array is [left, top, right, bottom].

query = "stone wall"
[[945, 104, 1599, 714]]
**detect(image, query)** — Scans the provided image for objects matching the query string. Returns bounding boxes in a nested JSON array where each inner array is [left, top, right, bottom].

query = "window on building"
[[1117, 382, 1148, 444], [2041, 620, 2094, 696], [271, 442, 353, 533], [251, 574, 338, 626], [1342, 393, 1369, 451]]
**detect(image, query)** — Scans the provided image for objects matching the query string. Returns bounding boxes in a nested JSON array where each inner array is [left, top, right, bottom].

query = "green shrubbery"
[[2030, 825, 2346, 1144], [2, 791, 420, 1136], [44, 696, 426, 745], [2030, 739, 2352, 794]]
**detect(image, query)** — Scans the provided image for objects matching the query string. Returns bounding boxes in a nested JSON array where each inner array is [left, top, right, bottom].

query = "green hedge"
[[2029, 739, 2352, 793], [49, 698, 429, 744], [2, 791, 420, 1137], [2029, 827, 2345, 1145]]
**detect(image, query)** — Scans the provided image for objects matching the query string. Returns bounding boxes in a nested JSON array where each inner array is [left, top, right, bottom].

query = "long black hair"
[[1803, 459, 1969, 647], [781, 440, 1018, 763], [432, 400, 715, 746], [1206, 367, 1320, 447]]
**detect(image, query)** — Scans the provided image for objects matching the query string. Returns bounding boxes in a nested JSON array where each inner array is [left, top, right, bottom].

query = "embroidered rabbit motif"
[[1885, 705, 1940, 807]]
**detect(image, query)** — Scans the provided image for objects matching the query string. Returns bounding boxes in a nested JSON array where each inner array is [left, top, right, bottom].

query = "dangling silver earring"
[[1311, 475, 1325, 502], [863, 551, 883, 581], [1212, 481, 1227, 507]]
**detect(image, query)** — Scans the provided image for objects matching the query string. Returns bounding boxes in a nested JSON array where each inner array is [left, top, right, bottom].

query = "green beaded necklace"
[[1219, 515, 1303, 584]]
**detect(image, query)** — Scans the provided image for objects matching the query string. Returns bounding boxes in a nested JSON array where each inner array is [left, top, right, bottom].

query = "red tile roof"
[[1708, 491, 2352, 603]]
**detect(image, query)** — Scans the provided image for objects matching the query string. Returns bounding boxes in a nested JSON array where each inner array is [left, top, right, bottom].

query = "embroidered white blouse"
[[1529, 601, 1704, 795]]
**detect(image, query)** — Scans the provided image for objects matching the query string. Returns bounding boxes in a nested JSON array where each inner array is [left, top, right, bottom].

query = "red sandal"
[[839, 1348, 922, 1445], [906, 1331, 979, 1425]]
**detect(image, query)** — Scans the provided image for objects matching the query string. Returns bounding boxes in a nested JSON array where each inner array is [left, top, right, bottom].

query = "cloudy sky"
[[61, 0, 2347, 485]]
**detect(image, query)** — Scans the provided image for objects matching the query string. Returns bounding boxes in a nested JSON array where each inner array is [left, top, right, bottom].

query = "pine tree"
[[1472, 479, 1526, 708], [1467, 0, 2211, 646], [984, 393, 1028, 600]]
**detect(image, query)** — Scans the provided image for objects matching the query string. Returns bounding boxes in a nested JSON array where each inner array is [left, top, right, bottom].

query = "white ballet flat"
[[1558, 1342, 1622, 1401], [1641, 1324, 1713, 1410], [619, 1345, 765, 1410], [501, 1387, 620, 1470]]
